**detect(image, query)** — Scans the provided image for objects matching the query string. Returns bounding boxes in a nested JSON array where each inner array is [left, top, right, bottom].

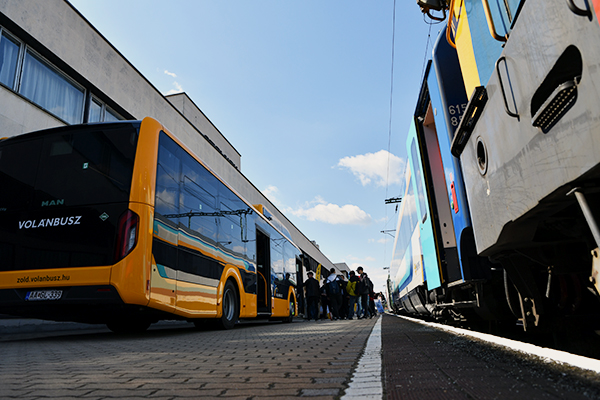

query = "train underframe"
[[488, 172, 600, 333], [393, 175, 600, 334]]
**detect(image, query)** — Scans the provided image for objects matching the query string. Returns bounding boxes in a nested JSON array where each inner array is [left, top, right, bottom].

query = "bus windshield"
[[0, 122, 140, 271], [0, 123, 139, 211]]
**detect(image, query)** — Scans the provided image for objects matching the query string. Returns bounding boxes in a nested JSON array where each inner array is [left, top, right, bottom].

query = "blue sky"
[[69, 0, 442, 294]]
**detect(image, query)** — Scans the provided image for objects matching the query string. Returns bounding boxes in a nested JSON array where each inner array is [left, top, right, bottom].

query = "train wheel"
[[217, 280, 239, 330]]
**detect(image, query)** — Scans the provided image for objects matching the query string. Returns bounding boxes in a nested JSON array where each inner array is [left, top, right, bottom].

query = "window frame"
[[18, 47, 86, 125], [0, 27, 24, 91], [87, 95, 123, 123], [0, 24, 131, 126]]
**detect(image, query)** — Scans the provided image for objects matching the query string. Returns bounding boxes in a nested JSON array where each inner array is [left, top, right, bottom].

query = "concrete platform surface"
[[382, 314, 600, 399]]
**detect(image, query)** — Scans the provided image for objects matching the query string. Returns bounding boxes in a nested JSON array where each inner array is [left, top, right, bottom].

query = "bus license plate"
[[25, 290, 63, 301]]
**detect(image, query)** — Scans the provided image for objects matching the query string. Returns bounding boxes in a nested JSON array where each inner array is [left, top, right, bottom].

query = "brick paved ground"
[[381, 314, 600, 399], [0, 317, 377, 399]]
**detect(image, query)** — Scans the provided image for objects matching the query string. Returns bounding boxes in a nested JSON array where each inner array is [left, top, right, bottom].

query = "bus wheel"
[[106, 318, 151, 333], [217, 280, 239, 330], [283, 297, 295, 323]]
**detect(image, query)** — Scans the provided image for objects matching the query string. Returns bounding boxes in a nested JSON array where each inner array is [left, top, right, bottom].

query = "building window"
[[0, 32, 20, 89], [1, 25, 127, 126], [104, 107, 122, 122], [88, 96, 123, 122], [88, 98, 103, 122], [19, 50, 85, 125]]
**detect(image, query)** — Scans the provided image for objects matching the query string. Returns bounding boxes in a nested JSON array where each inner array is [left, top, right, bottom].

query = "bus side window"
[[155, 143, 181, 221], [180, 151, 217, 241]]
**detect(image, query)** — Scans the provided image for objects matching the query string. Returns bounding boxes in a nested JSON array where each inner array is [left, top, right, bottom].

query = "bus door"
[[256, 229, 271, 314]]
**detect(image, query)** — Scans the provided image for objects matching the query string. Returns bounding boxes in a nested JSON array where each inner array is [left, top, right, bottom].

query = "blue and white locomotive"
[[389, 0, 600, 332]]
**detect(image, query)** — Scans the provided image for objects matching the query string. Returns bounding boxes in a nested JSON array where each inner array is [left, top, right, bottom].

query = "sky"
[[68, 0, 444, 295]]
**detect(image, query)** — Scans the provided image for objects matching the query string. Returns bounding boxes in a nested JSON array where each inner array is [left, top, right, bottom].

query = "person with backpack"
[[346, 270, 360, 320], [325, 268, 342, 320]]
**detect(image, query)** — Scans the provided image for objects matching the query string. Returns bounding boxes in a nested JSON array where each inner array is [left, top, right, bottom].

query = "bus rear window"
[[0, 123, 139, 211]]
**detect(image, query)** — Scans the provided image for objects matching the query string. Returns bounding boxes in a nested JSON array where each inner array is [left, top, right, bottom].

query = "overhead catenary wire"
[[383, 0, 398, 272], [384, 4, 444, 279], [385, 0, 396, 201]]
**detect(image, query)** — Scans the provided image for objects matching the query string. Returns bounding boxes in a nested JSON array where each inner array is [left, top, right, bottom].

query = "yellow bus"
[[0, 117, 299, 332]]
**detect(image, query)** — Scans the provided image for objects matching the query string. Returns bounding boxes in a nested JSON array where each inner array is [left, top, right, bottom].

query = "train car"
[[417, 0, 600, 331], [389, 31, 509, 324], [0, 117, 300, 332]]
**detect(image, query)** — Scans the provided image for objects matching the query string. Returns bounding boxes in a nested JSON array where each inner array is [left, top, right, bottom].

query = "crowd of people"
[[303, 266, 386, 321]]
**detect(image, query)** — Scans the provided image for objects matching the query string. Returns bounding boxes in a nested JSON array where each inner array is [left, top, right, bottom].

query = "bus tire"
[[283, 296, 295, 323], [217, 280, 239, 330]]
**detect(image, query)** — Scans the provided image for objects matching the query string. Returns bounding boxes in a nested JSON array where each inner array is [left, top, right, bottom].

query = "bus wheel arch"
[[217, 278, 240, 329]]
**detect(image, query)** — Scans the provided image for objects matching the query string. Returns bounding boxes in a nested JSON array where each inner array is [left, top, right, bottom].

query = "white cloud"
[[291, 198, 371, 225], [369, 237, 391, 245], [263, 185, 279, 197], [165, 81, 183, 95], [163, 70, 183, 95], [338, 150, 404, 187], [348, 262, 363, 270], [262, 185, 282, 207]]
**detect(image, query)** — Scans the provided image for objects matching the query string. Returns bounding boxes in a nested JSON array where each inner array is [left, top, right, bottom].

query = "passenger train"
[[389, 0, 600, 332]]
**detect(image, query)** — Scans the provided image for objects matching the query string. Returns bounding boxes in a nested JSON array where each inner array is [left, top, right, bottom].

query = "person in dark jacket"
[[357, 266, 373, 318], [325, 268, 342, 320], [304, 271, 320, 321]]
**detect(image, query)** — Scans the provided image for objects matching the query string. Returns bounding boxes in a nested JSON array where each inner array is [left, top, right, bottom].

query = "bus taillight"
[[115, 210, 139, 261]]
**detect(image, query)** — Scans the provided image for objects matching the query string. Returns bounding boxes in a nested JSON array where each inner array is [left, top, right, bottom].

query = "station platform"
[[381, 314, 600, 399], [2, 313, 600, 399]]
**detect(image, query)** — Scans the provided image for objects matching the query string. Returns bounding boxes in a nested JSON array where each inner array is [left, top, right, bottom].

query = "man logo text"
[[41, 199, 65, 207]]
